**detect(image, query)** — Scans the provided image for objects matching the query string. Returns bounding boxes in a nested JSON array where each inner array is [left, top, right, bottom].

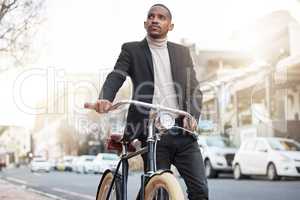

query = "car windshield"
[[206, 137, 236, 148], [33, 159, 47, 162], [268, 139, 300, 151], [103, 154, 119, 161]]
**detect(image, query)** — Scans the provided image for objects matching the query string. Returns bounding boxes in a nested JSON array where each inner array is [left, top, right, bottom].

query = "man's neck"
[[146, 35, 167, 48]]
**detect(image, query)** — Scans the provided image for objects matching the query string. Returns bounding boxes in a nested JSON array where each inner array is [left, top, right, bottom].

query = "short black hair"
[[150, 4, 172, 20]]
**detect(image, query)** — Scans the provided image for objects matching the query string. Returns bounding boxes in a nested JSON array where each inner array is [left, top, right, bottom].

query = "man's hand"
[[84, 99, 112, 113], [183, 116, 198, 132]]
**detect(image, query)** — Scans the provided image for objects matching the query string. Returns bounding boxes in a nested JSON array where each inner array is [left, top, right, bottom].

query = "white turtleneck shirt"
[[146, 36, 179, 110]]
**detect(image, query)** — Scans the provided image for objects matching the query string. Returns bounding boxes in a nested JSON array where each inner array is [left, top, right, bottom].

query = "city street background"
[[1, 166, 300, 200], [1, 0, 300, 199]]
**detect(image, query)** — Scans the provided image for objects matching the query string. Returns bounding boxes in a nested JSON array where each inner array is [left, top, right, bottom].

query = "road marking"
[[3, 177, 66, 200], [6, 177, 27, 185], [33, 173, 42, 176], [28, 188, 68, 200], [52, 188, 94, 200]]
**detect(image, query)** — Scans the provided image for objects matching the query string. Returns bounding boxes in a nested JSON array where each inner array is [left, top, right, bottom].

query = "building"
[[0, 126, 31, 165], [31, 70, 132, 159], [196, 10, 300, 143]]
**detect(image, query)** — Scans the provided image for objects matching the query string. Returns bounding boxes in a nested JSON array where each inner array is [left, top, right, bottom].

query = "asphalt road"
[[1, 166, 300, 200]]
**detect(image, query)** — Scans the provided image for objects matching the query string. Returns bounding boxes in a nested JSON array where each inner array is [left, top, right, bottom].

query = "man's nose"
[[151, 20, 159, 25], [150, 15, 160, 23]]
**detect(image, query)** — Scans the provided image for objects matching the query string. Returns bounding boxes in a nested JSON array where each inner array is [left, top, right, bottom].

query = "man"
[[85, 4, 208, 200]]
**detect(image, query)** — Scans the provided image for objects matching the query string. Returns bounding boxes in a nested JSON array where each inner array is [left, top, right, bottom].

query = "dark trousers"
[[141, 131, 209, 200]]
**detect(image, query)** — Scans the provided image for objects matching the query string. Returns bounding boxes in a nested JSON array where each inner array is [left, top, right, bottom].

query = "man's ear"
[[144, 21, 147, 30], [169, 23, 174, 31]]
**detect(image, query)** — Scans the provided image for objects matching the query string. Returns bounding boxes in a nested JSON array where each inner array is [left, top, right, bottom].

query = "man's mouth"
[[150, 26, 160, 30]]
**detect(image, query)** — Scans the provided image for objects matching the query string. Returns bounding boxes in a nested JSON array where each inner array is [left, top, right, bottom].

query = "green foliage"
[[0, 126, 8, 136]]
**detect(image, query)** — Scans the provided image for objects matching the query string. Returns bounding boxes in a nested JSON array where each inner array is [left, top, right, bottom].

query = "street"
[[1, 166, 300, 200]]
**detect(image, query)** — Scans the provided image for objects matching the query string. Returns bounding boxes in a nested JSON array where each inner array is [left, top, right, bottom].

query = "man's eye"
[[148, 14, 154, 19], [159, 15, 166, 20]]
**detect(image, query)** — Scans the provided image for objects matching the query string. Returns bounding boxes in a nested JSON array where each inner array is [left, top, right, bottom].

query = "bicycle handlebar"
[[109, 100, 193, 119]]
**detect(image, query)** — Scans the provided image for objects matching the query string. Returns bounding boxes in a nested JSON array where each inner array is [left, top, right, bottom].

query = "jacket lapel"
[[167, 42, 177, 83], [140, 39, 154, 77], [167, 42, 185, 108]]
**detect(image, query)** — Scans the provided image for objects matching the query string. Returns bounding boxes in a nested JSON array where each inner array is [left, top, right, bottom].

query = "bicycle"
[[86, 100, 196, 200]]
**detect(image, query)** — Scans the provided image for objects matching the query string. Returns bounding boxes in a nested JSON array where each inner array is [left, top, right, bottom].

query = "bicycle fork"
[[139, 117, 158, 200]]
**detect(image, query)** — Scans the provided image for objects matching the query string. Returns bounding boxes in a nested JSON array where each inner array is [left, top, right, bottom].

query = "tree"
[[0, 0, 45, 71], [57, 119, 80, 156], [0, 126, 8, 136]]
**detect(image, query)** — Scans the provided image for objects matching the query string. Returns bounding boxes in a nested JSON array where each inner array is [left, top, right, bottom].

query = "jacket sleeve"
[[185, 47, 203, 120], [99, 44, 132, 101]]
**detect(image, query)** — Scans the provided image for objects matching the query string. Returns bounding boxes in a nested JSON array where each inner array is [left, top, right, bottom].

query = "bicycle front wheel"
[[96, 171, 120, 200], [144, 172, 184, 200]]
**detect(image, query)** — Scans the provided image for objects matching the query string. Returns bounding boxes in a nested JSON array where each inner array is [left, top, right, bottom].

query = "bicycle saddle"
[[106, 133, 137, 152]]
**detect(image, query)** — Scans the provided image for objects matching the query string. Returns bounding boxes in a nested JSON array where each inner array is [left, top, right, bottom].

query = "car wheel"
[[267, 163, 279, 181], [205, 160, 217, 178], [234, 164, 244, 180]]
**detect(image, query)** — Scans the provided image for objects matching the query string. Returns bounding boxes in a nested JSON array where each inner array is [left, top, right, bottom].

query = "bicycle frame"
[[102, 100, 193, 200], [105, 144, 148, 200]]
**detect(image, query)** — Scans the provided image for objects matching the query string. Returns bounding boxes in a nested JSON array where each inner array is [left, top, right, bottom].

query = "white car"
[[63, 156, 76, 171], [92, 153, 119, 174], [30, 157, 51, 173], [71, 156, 80, 172], [198, 136, 237, 178], [233, 137, 300, 180], [74, 155, 96, 174]]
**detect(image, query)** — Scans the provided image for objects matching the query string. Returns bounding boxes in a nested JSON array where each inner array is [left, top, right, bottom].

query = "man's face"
[[144, 6, 174, 39]]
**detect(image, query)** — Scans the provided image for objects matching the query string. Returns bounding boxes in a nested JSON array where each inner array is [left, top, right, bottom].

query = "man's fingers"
[[183, 117, 197, 132], [104, 102, 112, 112], [183, 117, 190, 129], [98, 101, 104, 112], [95, 101, 100, 113], [84, 100, 112, 113], [84, 100, 113, 113]]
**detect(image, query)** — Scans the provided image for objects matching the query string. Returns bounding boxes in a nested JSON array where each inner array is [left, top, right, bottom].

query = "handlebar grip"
[[84, 102, 96, 110]]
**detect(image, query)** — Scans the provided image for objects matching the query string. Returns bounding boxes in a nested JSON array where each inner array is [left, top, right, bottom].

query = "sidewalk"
[[0, 179, 52, 200]]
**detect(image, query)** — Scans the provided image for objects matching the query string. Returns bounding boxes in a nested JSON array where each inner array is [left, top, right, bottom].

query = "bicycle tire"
[[144, 172, 184, 200], [96, 170, 121, 200]]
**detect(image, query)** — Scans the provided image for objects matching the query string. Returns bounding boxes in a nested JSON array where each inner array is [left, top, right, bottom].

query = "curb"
[[0, 177, 68, 200], [27, 188, 68, 200]]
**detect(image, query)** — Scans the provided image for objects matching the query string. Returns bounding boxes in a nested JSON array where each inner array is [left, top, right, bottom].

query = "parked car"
[[92, 153, 119, 174], [56, 156, 76, 171], [74, 155, 96, 174], [63, 156, 76, 171], [48, 159, 57, 170], [30, 157, 51, 173], [233, 137, 300, 180], [71, 156, 80, 172], [198, 135, 237, 178], [55, 159, 65, 171]]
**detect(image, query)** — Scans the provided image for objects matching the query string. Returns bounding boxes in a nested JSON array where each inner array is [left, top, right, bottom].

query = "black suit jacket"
[[99, 39, 202, 141]]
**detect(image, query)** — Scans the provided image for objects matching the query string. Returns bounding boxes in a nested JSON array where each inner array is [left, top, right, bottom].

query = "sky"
[[44, 0, 300, 72], [1, 0, 300, 128]]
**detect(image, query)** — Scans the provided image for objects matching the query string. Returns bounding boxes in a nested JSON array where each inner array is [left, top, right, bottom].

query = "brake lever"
[[172, 126, 197, 135]]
